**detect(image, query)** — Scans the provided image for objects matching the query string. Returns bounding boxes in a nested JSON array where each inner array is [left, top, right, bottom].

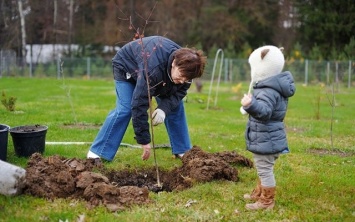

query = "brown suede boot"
[[243, 179, 261, 201], [245, 186, 275, 210]]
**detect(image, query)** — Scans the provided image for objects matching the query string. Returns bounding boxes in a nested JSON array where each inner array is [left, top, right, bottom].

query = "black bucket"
[[9, 125, 48, 157], [0, 124, 10, 161]]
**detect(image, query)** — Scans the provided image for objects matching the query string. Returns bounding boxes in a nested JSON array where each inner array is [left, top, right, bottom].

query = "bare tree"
[[17, 0, 26, 58], [273, 0, 299, 51], [1, 0, 8, 29], [53, 0, 58, 56], [68, 0, 73, 58]]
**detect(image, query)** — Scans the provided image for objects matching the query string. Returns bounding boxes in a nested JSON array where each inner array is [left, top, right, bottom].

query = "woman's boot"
[[243, 179, 261, 201], [245, 186, 275, 210]]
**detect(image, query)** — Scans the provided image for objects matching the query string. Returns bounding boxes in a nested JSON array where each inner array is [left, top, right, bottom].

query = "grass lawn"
[[0, 77, 354, 221]]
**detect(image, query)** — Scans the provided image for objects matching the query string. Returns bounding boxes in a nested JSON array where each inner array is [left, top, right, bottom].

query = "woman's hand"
[[141, 144, 151, 160], [152, 109, 165, 126]]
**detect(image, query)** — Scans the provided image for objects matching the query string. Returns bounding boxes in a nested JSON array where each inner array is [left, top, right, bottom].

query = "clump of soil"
[[23, 146, 253, 211]]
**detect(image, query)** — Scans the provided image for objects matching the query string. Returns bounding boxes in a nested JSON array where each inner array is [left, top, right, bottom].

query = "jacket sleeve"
[[245, 89, 277, 122], [158, 83, 190, 115], [131, 68, 151, 145]]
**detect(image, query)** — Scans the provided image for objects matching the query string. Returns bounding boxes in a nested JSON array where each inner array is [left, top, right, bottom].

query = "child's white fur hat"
[[240, 45, 285, 115], [249, 45, 285, 83]]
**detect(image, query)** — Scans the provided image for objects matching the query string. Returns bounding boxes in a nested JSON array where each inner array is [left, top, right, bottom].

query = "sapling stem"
[[130, 2, 161, 187]]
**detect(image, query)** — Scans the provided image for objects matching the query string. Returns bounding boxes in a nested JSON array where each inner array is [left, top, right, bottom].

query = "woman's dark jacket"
[[244, 71, 296, 154], [112, 36, 190, 144]]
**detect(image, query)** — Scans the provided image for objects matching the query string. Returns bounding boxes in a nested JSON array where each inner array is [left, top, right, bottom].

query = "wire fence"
[[1, 51, 354, 88]]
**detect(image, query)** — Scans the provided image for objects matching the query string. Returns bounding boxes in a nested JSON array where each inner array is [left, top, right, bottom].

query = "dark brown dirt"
[[23, 146, 253, 212], [61, 122, 101, 130], [308, 147, 355, 157], [10, 124, 47, 133]]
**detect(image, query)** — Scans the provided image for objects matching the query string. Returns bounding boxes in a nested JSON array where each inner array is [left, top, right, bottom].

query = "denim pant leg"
[[89, 80, 134, 161], [253, 153, 280, 187], [156, 98, 192, 154]]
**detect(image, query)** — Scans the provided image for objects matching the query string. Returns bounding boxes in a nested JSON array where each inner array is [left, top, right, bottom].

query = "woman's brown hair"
[[173, 48, 207, 81]]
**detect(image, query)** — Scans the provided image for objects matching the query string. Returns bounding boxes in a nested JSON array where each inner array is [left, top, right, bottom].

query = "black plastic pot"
[[9, 125, 48, 157], [0, 124, 10, 161]]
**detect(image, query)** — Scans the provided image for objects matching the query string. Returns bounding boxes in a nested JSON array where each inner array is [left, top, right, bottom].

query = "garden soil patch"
[[23, 146, 253, 212], [308, 147, 355, 157]]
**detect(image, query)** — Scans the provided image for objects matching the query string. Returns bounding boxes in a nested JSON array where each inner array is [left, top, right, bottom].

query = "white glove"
[[152, 109, 165, 126], [240, 106, 248, 115]]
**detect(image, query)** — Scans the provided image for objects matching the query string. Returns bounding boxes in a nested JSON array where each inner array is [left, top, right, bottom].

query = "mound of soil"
[[23, 146, 253, 211]]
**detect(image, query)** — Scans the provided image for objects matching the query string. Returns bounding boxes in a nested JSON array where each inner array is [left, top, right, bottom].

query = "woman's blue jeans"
[[89, 80, 192, 161]]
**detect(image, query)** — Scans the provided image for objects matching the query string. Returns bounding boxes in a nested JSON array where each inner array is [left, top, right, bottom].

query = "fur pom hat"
[[249, 45, 285, 84], [240, 45, 285, 115]]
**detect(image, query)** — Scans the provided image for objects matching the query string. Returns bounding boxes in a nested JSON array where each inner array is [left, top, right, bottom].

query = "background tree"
[[273, 0, 299, 52], [1, 0, 355, 60], [294, 0, 355, 60], [0, 1, 21, 53], [17, 0, 27, 58]]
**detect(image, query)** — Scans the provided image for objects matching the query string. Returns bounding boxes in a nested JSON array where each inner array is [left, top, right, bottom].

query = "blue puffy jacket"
[[244, 71, 296, 154], [112, 36, 191, 144]]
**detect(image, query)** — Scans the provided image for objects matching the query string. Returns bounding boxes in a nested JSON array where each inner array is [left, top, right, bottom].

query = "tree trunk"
[[1, 0, 8, 29], [17, 0, 26, 59], [68, 0, 73, 58], [53, 0, 57, 57]]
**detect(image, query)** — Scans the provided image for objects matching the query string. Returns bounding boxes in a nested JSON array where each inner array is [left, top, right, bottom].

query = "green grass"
[[0, 77, 354, 221]]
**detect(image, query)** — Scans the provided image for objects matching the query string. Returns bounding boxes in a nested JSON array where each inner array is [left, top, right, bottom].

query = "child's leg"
[[246, 153, 279, 210], [254, 153, 279, 187]]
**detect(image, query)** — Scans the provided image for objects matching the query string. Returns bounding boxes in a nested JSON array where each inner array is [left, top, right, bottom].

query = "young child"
[[240, 45, 296, 210]]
